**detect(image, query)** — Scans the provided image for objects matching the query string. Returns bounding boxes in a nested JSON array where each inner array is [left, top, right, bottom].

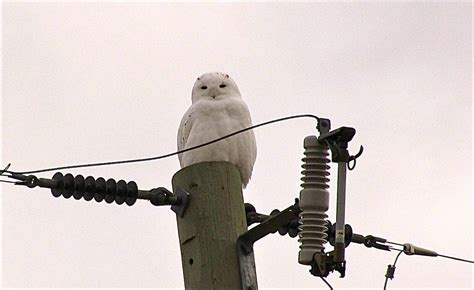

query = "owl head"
[[192, 72, 241, 103]]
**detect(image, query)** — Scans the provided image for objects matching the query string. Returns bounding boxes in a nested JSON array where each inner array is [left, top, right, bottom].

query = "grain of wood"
[[172, 161, 249, 290]]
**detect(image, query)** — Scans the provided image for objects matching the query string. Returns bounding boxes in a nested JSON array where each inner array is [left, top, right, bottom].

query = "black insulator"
[[288, 219, 300, 238], [115, 180, 127, 205], [63, 173, 75, 198], [73, 175, 85, 200], [51, 172, 64, 197], [94, 177, 106, 202], [126, 181, 138, 206], [105, 178, 117, 204], [278, 225, 289, 236], [49, 172, 138, 206], [84, 176, 95, 201]]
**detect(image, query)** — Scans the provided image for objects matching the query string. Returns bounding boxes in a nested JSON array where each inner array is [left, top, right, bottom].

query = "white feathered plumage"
[[177, 72, 257, 188]]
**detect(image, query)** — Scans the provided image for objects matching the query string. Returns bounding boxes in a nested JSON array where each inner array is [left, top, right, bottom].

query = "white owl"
[[177, 72, 257, 188]]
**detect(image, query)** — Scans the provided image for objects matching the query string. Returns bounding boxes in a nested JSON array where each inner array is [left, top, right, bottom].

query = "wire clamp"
[[385, 264, 396, 279]]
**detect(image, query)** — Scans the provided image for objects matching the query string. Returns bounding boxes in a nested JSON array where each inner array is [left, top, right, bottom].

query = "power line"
[[383, 249, 403, 290], [1, 114, 319, 176], [438, 254, 474, 264]]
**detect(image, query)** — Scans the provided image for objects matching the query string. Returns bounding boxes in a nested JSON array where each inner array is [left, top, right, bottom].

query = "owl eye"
[[200, 86, 208, 90], [219, 84, 226, 88]]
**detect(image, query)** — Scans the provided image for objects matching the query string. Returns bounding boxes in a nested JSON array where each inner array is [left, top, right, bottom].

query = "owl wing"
[[238, 103, 257, 187], [177, 106, 194, 167]]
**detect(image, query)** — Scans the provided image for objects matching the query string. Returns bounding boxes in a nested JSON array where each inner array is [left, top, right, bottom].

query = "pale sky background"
[[1, 2, 472, 289]]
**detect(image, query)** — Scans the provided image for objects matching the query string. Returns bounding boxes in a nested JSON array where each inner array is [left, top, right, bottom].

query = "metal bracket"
[[145, 187, 190, 217], [236, 201, 301, 290], [317, 118, 331, 135], [318, 126, 356, 163], [311, 251, 346, 278], [170, 188, 190, 218]]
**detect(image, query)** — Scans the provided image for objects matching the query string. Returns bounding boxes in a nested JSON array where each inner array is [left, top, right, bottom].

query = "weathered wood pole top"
[[172, 161, 250, 290]]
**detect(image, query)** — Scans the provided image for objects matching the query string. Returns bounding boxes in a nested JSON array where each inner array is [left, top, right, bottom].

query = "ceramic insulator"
[[298, 136, 330, 265]]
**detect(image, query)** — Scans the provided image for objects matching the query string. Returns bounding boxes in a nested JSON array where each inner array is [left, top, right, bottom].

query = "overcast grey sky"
[[2, 2, 472, 289]]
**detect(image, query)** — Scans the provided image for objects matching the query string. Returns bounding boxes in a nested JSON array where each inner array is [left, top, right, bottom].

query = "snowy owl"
[[177, 72, 257, 188]]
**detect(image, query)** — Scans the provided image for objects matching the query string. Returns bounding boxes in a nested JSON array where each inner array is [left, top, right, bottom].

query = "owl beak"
[[209, 87, 218, 99]]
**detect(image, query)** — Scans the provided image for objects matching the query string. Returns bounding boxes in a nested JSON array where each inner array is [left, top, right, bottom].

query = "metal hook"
[[5, 172, 39, 188], [348, 145, 364, 170], [15, 175, 38, 188]]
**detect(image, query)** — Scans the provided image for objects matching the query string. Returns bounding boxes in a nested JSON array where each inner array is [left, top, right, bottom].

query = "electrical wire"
[[437, 254, 473, 264], [0, 164, 13, 181], [319, 275, 334, 290], [383, 250, 403, 290], [386, 241, 405, 247], [0, 179, 18, 184], [1, 114, 319, 176], [387, 241, 474, 264]]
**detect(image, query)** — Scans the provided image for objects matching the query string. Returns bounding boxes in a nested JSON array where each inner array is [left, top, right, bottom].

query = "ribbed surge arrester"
[[298, 135, 330, 265]]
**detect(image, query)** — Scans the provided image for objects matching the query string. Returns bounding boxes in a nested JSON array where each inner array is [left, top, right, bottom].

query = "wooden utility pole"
[[172, 161, 250, 289]]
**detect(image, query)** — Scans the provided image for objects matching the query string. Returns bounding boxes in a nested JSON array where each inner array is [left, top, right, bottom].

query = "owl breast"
[[181, 97, 256, 187]]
